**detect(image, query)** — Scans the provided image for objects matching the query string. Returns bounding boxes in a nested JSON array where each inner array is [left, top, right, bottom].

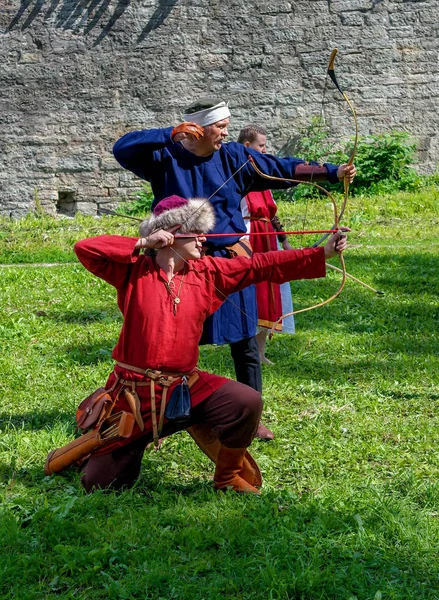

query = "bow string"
[[247, 156, 347, 336]]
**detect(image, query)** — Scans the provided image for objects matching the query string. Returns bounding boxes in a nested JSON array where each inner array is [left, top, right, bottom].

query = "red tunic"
[[74, 235, 325, 449], [245, 190, 283, 330]]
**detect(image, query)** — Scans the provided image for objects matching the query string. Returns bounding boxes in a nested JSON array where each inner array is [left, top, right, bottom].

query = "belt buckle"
[[146, 369, 161, 380]]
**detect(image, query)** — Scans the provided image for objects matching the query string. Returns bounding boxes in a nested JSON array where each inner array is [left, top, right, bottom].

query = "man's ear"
[[243, 141, 251, 148]]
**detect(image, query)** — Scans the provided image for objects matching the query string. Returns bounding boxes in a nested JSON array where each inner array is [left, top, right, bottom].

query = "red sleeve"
[[205, 247, 326, 311], [74, 235, 140, 289]]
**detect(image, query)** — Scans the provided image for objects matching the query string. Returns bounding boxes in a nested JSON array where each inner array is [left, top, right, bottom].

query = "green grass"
[[0, 188, 439, 599]]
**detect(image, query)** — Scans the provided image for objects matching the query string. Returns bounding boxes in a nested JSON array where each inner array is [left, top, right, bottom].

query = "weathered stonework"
[[0, 0, 438, 217]]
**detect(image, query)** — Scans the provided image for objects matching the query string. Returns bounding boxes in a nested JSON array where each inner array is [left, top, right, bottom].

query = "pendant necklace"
[[164, 270, 185, 316]]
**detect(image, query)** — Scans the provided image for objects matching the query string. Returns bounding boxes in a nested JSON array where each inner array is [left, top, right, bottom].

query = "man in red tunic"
[[55, 195, 347, 495], [238, 124, 296, 363], [238, 124, 297, 439]]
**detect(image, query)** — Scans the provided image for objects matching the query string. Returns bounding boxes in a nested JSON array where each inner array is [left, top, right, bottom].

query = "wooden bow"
[[262, 48, 358, 335], [313, 48, 358, 248]]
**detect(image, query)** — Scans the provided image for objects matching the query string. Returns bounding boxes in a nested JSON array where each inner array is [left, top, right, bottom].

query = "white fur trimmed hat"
[[139, 195, 216, 237]]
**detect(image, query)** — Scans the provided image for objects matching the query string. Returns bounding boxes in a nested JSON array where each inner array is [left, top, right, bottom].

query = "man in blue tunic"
[[113, 98, 356, 439]]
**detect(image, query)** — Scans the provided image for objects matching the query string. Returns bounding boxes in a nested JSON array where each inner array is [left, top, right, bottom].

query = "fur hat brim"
[[139, 198, 215, 237]]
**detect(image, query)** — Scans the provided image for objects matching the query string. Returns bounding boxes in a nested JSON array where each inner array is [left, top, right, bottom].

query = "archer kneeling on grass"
[[44, 195, 347, 495]]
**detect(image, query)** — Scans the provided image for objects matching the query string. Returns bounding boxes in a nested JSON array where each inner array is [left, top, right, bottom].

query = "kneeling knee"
[[81, 470, 110, 494], [235, 386, 263, 421]]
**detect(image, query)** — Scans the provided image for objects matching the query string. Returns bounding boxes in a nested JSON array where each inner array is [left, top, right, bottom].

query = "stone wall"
[[1, 0, 438, 217]]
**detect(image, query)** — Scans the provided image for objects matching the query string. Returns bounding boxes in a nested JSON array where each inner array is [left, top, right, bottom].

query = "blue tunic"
[[113, 127, 339, 344]]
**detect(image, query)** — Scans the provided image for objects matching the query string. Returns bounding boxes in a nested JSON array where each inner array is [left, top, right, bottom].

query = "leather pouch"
[[165, 377, 191, 422], [76, 387, 113, 431], [164, 372, 200, 422]]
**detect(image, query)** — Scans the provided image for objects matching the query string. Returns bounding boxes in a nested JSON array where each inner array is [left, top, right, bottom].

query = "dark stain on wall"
[[138, 0, 180, 42]]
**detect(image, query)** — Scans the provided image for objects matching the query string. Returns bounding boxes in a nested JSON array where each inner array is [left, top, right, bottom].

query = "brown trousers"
[[81, 380, 262, 492]]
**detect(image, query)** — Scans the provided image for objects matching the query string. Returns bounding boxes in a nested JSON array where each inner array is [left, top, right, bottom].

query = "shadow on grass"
[[0, 409, 74, 432], [47, 309, 121, 324], [0, 460, 79, 489], [198, 329, 439, 388], [60, 341, 116, 365], [348, 251, 439, 295]]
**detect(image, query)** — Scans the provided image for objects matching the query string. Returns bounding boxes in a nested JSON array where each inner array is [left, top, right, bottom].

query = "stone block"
[[340, 13, 365, 26], [19, 52, 43, 64], [388, 26, 414, 38], [55, 154, 100, 173], [330, 0, 373, 11], [74, 202, 98, 216], [109, 188, 134, 199]]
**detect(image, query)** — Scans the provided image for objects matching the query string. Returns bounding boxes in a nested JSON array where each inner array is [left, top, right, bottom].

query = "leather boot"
[[255, 422, 274, 440], [213, 446, 261, 494], [187, 424, 262, 487]]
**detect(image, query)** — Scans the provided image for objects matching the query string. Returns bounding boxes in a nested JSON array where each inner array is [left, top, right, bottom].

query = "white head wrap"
[[183, 98, 230, 127]]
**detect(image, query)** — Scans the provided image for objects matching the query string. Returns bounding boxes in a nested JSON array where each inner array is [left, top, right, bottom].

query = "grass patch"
[[1, 190, 439, 599]]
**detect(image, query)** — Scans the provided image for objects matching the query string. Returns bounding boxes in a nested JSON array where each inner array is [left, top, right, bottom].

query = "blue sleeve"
[[113, 127, 174, 181], [237, 146, 340, 190], [322, 162, 340, 184]]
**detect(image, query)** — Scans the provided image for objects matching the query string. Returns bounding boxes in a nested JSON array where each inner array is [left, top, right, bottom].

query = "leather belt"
[[115, 361, 199, 447], [116, 360, 189, 379]]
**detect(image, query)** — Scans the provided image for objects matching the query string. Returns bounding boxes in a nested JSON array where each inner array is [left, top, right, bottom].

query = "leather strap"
[[150, 379, 158, 447], [158, 380, 172, 439], [116, 360, 188, 379], [224, 237, 253, 258], [124, 385, 144, 432]]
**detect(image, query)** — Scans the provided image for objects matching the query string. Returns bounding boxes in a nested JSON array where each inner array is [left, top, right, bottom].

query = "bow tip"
[[328, 48, 339, 71]]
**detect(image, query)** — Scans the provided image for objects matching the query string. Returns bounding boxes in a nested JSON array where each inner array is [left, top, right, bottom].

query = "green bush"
[[350, 131, 420, 194], [121, 184, 155, 216], [275, 119, 429, 202]]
